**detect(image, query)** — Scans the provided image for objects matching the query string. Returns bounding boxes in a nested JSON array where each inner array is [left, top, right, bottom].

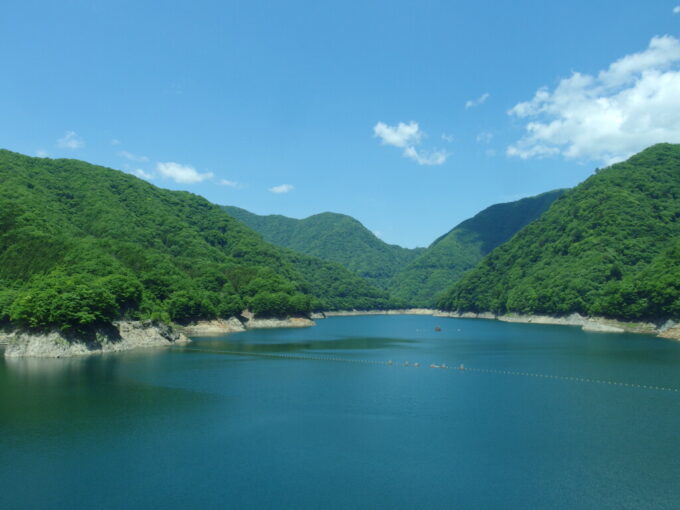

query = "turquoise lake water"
[[1, 315, 679, 509]]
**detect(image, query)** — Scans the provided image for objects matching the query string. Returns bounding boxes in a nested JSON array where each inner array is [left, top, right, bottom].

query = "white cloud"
[[476, 132, 494, 144], [373, 121, 422, 148], [57, 131, 84, 149], [373, 121, 448, 165], [156, 162, 213, 184], [674, 6, 680, 13], [441, 133, 455, 143], [118, 150, 149, 162], [403, 146, 448, 165], [219, 179, 239, 187], [269, 184, 294, 194], [133, 168, 154, 180], [36, 149, 49, 158], [111, 138, 121, 146], [508, 35, 680, 164], [465, 92, 490, 109], [372, 230, 383, 239]]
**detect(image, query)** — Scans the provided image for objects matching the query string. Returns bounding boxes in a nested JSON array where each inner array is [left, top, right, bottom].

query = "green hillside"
[[438, 144, 680, 321], [0, 150, 391, 332], [222, 206, 423, 288], [389, 190, 565, 306]]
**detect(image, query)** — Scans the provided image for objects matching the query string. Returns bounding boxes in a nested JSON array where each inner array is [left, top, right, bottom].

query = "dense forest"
[[438, 144, 680, 322], [223, 192, 563, 307], [0, 150, 393, 333], [2, 143, 678, 337], [222, 206, 423, 289], [388, 190, 565, 306]]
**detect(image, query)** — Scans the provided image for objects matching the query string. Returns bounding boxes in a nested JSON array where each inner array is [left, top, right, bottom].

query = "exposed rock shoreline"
[[247, 317, 315, 329], [180, 318, 247, 336], [180, 314, 315, 336], [316, 309, 679, 340], [4, 309, 676, 359], [436, 311, 680, 339], [1, 314, 316, 358], [2, 321, 190, 358]]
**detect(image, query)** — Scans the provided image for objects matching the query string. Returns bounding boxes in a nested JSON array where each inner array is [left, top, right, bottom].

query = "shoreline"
[[316, 309, 680, 341], [4, 308, 677, 358], [1, 314, 316, 358], [322, 308, 437, 317], [179, 314, 315, 336], [2, 321, 190, 358]]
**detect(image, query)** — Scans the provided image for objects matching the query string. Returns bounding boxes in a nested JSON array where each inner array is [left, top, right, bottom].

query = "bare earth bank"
[[3, 321, 190, 358]]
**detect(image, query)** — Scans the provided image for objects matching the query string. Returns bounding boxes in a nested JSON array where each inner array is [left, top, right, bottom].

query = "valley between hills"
[[1, 143, 679, 355]]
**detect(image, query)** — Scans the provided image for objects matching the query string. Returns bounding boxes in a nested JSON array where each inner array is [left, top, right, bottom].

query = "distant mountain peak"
[[221, 205, 423, 289]]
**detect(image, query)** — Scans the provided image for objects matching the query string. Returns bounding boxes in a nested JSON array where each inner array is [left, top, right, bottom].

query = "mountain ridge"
[[438, 143, 680, 322], [387, 189, 566, 306], [0, 150, 393, 334], [222, 205, 424, 289]]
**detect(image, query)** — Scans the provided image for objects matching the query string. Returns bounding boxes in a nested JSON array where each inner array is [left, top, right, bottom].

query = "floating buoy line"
[[176, 346, 680, 394]]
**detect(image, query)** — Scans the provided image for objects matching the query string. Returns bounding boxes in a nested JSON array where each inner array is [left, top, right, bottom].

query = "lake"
[[1, 315, 679, 509]]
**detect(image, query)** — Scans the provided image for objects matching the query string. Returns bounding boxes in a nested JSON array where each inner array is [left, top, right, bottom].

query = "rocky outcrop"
[[581, 322, 625, 333], [180, 318, 246, 336], [0, 328, 17, 345], [435, 311, 664, 336], [496, 313, 658, 335], [4, 321, 190, 358], [433, 311, 496, 320], [245, 317, 315, 329], [178, 314, 316, 335], [658, 323, 680, 341], [236, 310, 315, 329]]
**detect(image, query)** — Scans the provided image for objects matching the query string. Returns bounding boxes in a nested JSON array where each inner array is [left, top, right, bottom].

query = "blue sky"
[[2, 1, 680, 247]]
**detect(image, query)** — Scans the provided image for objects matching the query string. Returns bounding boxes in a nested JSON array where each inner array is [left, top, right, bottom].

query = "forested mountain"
[[222, 206, 424, 288], [438, 144, 680, 321], [0, 150, 392, 332], [4, 141, 675, 336], [388, 190, 565, 306]]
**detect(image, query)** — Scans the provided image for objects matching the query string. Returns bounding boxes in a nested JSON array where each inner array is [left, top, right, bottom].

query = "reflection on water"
[[186, 334, 417, 354], [5, 353, 93, 380], [0, 348, 217, 434]]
